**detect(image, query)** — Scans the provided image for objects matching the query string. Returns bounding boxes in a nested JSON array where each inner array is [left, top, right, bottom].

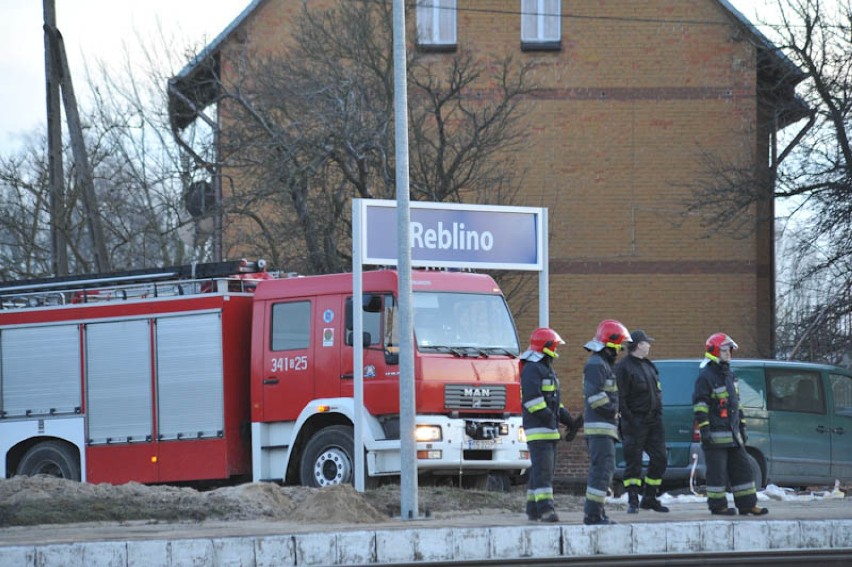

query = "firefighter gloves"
[[563, 415, 584, 442]]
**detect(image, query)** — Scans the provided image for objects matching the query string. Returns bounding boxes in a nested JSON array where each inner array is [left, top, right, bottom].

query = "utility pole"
[[43, 0, 68, 276], [43, 12, 111, 273]]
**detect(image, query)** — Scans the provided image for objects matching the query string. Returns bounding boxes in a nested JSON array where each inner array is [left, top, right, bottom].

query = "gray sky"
[[0, 0, 771, 153]]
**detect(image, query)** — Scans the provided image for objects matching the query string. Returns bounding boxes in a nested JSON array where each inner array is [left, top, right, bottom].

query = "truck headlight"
[[415, 425, 442, 442], [518, 427, 527, 443]]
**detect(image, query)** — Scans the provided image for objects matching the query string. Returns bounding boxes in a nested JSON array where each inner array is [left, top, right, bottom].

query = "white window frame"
[[416, 0, 457, 46], [521, 0, 561, 43]]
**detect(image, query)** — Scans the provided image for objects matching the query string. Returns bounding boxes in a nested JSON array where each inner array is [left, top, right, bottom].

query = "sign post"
[[351, 199, 547, 519]]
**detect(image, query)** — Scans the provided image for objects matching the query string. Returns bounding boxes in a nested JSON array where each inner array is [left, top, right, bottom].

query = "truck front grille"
[[444, 384, 506, 410]]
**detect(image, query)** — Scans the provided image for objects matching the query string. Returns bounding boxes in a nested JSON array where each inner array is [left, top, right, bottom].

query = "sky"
[[0, 0, 771, 154]]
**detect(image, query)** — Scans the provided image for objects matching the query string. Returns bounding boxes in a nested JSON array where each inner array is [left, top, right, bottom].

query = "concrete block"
[[80, 542, 126, 567], [701, 521, 733, 552], [562, 525, 595, 557], [168, 539, 214, 567], [633, 522, 666, 554], [595, 524, 632, 555], [127, 540, 171, 567], [665, 522, 702, 553], [0, 546, 36, 567], [764, 521, 800, 550], [733, 521, 770, 551], [799, 520, 832, 549], [412, 528, 453, 562], [294, 533, 336, 566], [212, 537, 256, 565], [376, 530, 415, 563], [37, 543, 84, 567], [254, 536, 295, 567], [336, 531, 375, 565], [452, 527, 491, 561], [489, 525, 560, 560], [833, 520, 852, 548]]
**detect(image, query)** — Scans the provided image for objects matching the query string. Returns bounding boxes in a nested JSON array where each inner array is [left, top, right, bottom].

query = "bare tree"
[[0, 27, 207, 280], [684, 0, 851, 362], [183, 0, 536, 277]]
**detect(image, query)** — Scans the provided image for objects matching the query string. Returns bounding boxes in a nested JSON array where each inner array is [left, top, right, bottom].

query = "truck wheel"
[[17, 441, 80, 481], [300, 426, 355, 488], [746, 452, 764, 489]]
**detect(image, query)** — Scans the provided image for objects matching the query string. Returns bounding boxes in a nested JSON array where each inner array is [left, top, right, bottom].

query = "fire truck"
[[0, 261, 529, 488]]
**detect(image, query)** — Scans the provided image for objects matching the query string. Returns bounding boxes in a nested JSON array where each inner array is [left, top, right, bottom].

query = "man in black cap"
[[615, 329, 669, 514]]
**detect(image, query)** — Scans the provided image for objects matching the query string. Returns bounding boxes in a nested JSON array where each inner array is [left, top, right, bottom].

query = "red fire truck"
[[0, 261, 529, 488]]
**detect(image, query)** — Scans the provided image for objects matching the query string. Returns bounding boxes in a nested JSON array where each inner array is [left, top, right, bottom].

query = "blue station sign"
[[358, 200, 543, 271]]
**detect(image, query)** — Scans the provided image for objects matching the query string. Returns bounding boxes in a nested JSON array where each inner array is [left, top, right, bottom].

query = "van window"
[[830, 374, 852, 417], [733, 367, 765, 409], [271, 301, 311, 350], [766, 369, 825, 414], [656, 361, 699, 406]]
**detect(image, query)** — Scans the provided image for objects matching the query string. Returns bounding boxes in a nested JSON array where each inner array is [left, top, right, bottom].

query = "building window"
[[521, 0, 561, 51], [417, 0, 457, 51]]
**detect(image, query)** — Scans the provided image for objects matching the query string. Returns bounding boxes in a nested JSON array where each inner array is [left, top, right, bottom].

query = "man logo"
[[464, 387, 492, 397]]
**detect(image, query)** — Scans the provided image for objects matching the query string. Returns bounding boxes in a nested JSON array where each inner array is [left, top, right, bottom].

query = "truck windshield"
[[413, 292, 519, 356]]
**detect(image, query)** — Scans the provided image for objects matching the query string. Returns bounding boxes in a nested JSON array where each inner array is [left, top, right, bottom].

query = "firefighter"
[[582, 319, 631, 525], [520, 327, 578, 522], [615, 329, 669, 514], [693, 333, 768, 516]]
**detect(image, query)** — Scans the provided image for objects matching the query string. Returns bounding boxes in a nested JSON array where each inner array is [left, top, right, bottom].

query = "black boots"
[[640, 497, 670, 513], [627, 487, 639, 514], [584, 512, 618, 525], [710, 507, 737, 516], [739, 506, 769, 516]]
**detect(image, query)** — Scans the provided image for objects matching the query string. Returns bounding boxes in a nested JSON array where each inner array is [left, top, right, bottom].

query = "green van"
[[614, 359, 852, 488]]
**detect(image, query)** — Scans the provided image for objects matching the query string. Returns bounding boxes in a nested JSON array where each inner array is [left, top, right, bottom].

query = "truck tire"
[[300, 426, 355, 488], [17, 440, 81, 481]]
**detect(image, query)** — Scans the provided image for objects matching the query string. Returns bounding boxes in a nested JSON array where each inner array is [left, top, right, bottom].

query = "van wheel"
[[17, 441, 80, 481], [746, 452, 764, 489]]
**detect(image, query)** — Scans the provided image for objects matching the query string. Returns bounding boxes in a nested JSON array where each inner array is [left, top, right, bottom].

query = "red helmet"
[[705, 333, 738, 358], [529, 328, 565, 358], [586, 319, 631, 352]]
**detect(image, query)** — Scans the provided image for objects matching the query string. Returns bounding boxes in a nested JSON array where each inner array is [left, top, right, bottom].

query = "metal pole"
[[392, 0, 418, 520], [43, 0, 67, 276], [539, 208, 549, 328], [353, 201, 365, 492]]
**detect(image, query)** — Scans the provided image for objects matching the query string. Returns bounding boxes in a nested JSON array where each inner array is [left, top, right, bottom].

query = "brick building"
[[170, 1, 805, 482]]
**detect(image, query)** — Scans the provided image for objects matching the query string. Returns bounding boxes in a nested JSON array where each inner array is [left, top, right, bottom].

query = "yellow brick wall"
[[215, 0, 775, 481]]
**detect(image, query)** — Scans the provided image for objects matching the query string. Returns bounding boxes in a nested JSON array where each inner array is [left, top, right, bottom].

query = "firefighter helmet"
[[584, 319, 631, 352], [705, 332, 738, 358], [529, 327, 565, 358]]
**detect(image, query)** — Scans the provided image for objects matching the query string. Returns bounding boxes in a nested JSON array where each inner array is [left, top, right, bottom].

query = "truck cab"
[[250, 269, 529, 488]]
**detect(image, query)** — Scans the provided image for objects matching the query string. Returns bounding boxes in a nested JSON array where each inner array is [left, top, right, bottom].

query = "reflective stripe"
[[588, 392, 609, 408], [534, 488, 554, 501], [705, 353, 719, 364], [526, 427, 560, 441], [541, 384, 557, 392], [602, 379, 618, 393], [586, 486, 607, 503], [584, 422, 618, 438], [526, 400, 547, 413], [697, 421, 709, 428], [732, 481, 755, 496], [711, 385, 729, 399], [707, 491, 727, 500], [694, 402, 709, 413], [706, 485, 727, 494], [709, 431, 734, 444], [644, 477, 662, 487], [527, 490, 535, 503], [623, 478, 642, 487]]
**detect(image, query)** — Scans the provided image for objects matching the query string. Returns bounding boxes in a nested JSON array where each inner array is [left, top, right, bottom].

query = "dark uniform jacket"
[[692, 360, 746, 448], [521, 354, 571, 442], [615, 355, 662, 426], [583, 351, 619, 439]]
